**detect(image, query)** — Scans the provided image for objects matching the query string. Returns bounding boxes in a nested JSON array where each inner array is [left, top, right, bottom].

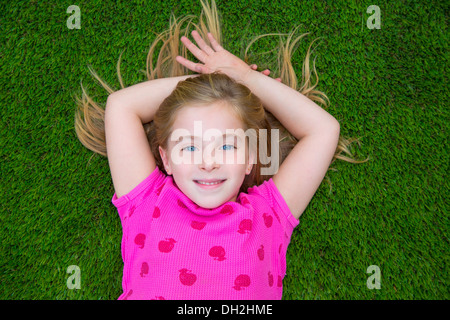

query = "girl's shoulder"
[[112, 166, 167, 209], [243, 178, 299, 228]]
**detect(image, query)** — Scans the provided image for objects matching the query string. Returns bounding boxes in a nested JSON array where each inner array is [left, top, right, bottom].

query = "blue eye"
[[222, 145, 236, 151], [183, 146, 198, 152]]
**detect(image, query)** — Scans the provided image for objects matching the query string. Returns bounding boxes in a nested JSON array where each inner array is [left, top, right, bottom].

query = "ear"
[[246, 148, 256, 175], [159, 146, 172, 175]]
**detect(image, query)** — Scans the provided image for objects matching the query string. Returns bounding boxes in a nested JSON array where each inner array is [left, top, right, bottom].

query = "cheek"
[[169, 145, 202, 166], [215, 148, 251, 171], [171, 163, 192, 177]]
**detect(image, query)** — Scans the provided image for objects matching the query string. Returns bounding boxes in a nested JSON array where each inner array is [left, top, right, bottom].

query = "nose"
[[200, 149, 219, 171]]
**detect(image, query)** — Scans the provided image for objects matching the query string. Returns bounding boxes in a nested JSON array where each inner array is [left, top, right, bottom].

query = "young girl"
[[75, 0, 361, 300]]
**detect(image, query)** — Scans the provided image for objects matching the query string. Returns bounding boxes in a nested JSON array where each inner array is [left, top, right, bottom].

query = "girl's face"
[[159, 101, 254, 209]]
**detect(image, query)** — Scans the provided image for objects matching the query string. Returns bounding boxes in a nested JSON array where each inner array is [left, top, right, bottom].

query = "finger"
[[207, 32, 224, 51], [180, 36, 208, 62], [262, 69, 270, 76], [191, 30, 214, 55], [250, 64, 257, 70], [275, 78, 281, 82], [176, 55, 205, 73]]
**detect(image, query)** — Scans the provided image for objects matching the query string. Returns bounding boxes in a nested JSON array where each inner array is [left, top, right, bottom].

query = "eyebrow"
[[175, 133, 240, 143]]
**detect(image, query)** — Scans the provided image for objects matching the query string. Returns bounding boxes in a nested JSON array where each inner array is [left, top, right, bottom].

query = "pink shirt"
[[112, 166, 299, 300]]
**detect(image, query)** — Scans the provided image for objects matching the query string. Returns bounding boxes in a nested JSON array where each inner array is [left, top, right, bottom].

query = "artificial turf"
[[1, 0, 448, 300]]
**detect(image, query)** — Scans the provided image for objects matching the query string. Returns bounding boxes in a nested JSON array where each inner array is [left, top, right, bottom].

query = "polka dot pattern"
[[113, 167, 299, 300]]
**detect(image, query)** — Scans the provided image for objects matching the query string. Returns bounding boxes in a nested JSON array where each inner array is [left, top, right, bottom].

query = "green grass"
[[1, 0, 448, 300]]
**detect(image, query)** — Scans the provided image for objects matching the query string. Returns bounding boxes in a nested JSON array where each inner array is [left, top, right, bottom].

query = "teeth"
[[196, 180, 223, 185]]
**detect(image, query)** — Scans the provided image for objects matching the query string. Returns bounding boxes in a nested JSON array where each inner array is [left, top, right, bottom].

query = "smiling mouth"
[[194, 179, 226, 186]]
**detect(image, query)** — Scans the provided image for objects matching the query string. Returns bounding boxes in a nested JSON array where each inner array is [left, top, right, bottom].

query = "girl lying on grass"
[[75, 0, 363, 300]]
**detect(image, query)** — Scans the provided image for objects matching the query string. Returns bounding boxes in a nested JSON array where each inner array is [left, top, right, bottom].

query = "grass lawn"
[[1, 0, 447, 300]]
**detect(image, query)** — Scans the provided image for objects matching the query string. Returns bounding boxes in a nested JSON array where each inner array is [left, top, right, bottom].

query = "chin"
[[194, 197, 227, 209], [190, 190, 238, 209]]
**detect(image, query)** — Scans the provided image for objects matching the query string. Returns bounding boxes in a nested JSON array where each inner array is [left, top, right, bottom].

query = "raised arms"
[[177, 31, 340, 219], [105, 76, 192, 198]]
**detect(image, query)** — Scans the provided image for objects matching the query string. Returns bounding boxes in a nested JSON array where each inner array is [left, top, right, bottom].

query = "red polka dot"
[[191, 221, 206, 230], [152, 206, 160, 218], [156, 184, 164, 195], [140, 262, 149, 277], [220, 204, 234, 215], [129, 205, 136, 218], [123, 289, 133, 300], [257, 245, 264, 261], [263, 213, 273, 228], [177, 199, 188, 209], [158, 238, 176, 253], [241, 196, 250, 206], [277, 275, 282, 287], [209, 246, 226, 261], [237, 219, 252, 234], [179, 269, 197, 286], [268, 271, 274, 287], [134, 233, 146, 249], [233, 274, 251, 290]]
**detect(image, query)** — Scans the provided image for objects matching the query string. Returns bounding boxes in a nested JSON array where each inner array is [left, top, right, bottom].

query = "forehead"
[[173, 131, 242, 145], [171, 101, 244, 136]]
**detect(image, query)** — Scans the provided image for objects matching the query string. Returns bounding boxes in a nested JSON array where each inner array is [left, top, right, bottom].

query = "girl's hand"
[[176, 31, 281, 82]]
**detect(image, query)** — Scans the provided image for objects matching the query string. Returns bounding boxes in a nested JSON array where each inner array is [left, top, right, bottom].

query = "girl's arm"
[[108, 75, 194, 123], [241, 70, 340, 220], [177, 31, 340, 219], [105, 76, 193, 198]]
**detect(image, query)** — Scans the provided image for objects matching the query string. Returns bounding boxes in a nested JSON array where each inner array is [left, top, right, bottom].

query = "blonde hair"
[[74, 0, 367, 192]]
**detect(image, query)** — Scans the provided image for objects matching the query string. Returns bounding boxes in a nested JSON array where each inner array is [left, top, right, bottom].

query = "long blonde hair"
[[74, 0, 367, 192]]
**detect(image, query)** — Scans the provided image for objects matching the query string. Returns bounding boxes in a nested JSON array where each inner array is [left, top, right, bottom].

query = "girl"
[[75, 0, 362, 300]]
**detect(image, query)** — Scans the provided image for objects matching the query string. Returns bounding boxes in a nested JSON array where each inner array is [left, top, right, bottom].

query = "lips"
[[194, 179, 226, 186]]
